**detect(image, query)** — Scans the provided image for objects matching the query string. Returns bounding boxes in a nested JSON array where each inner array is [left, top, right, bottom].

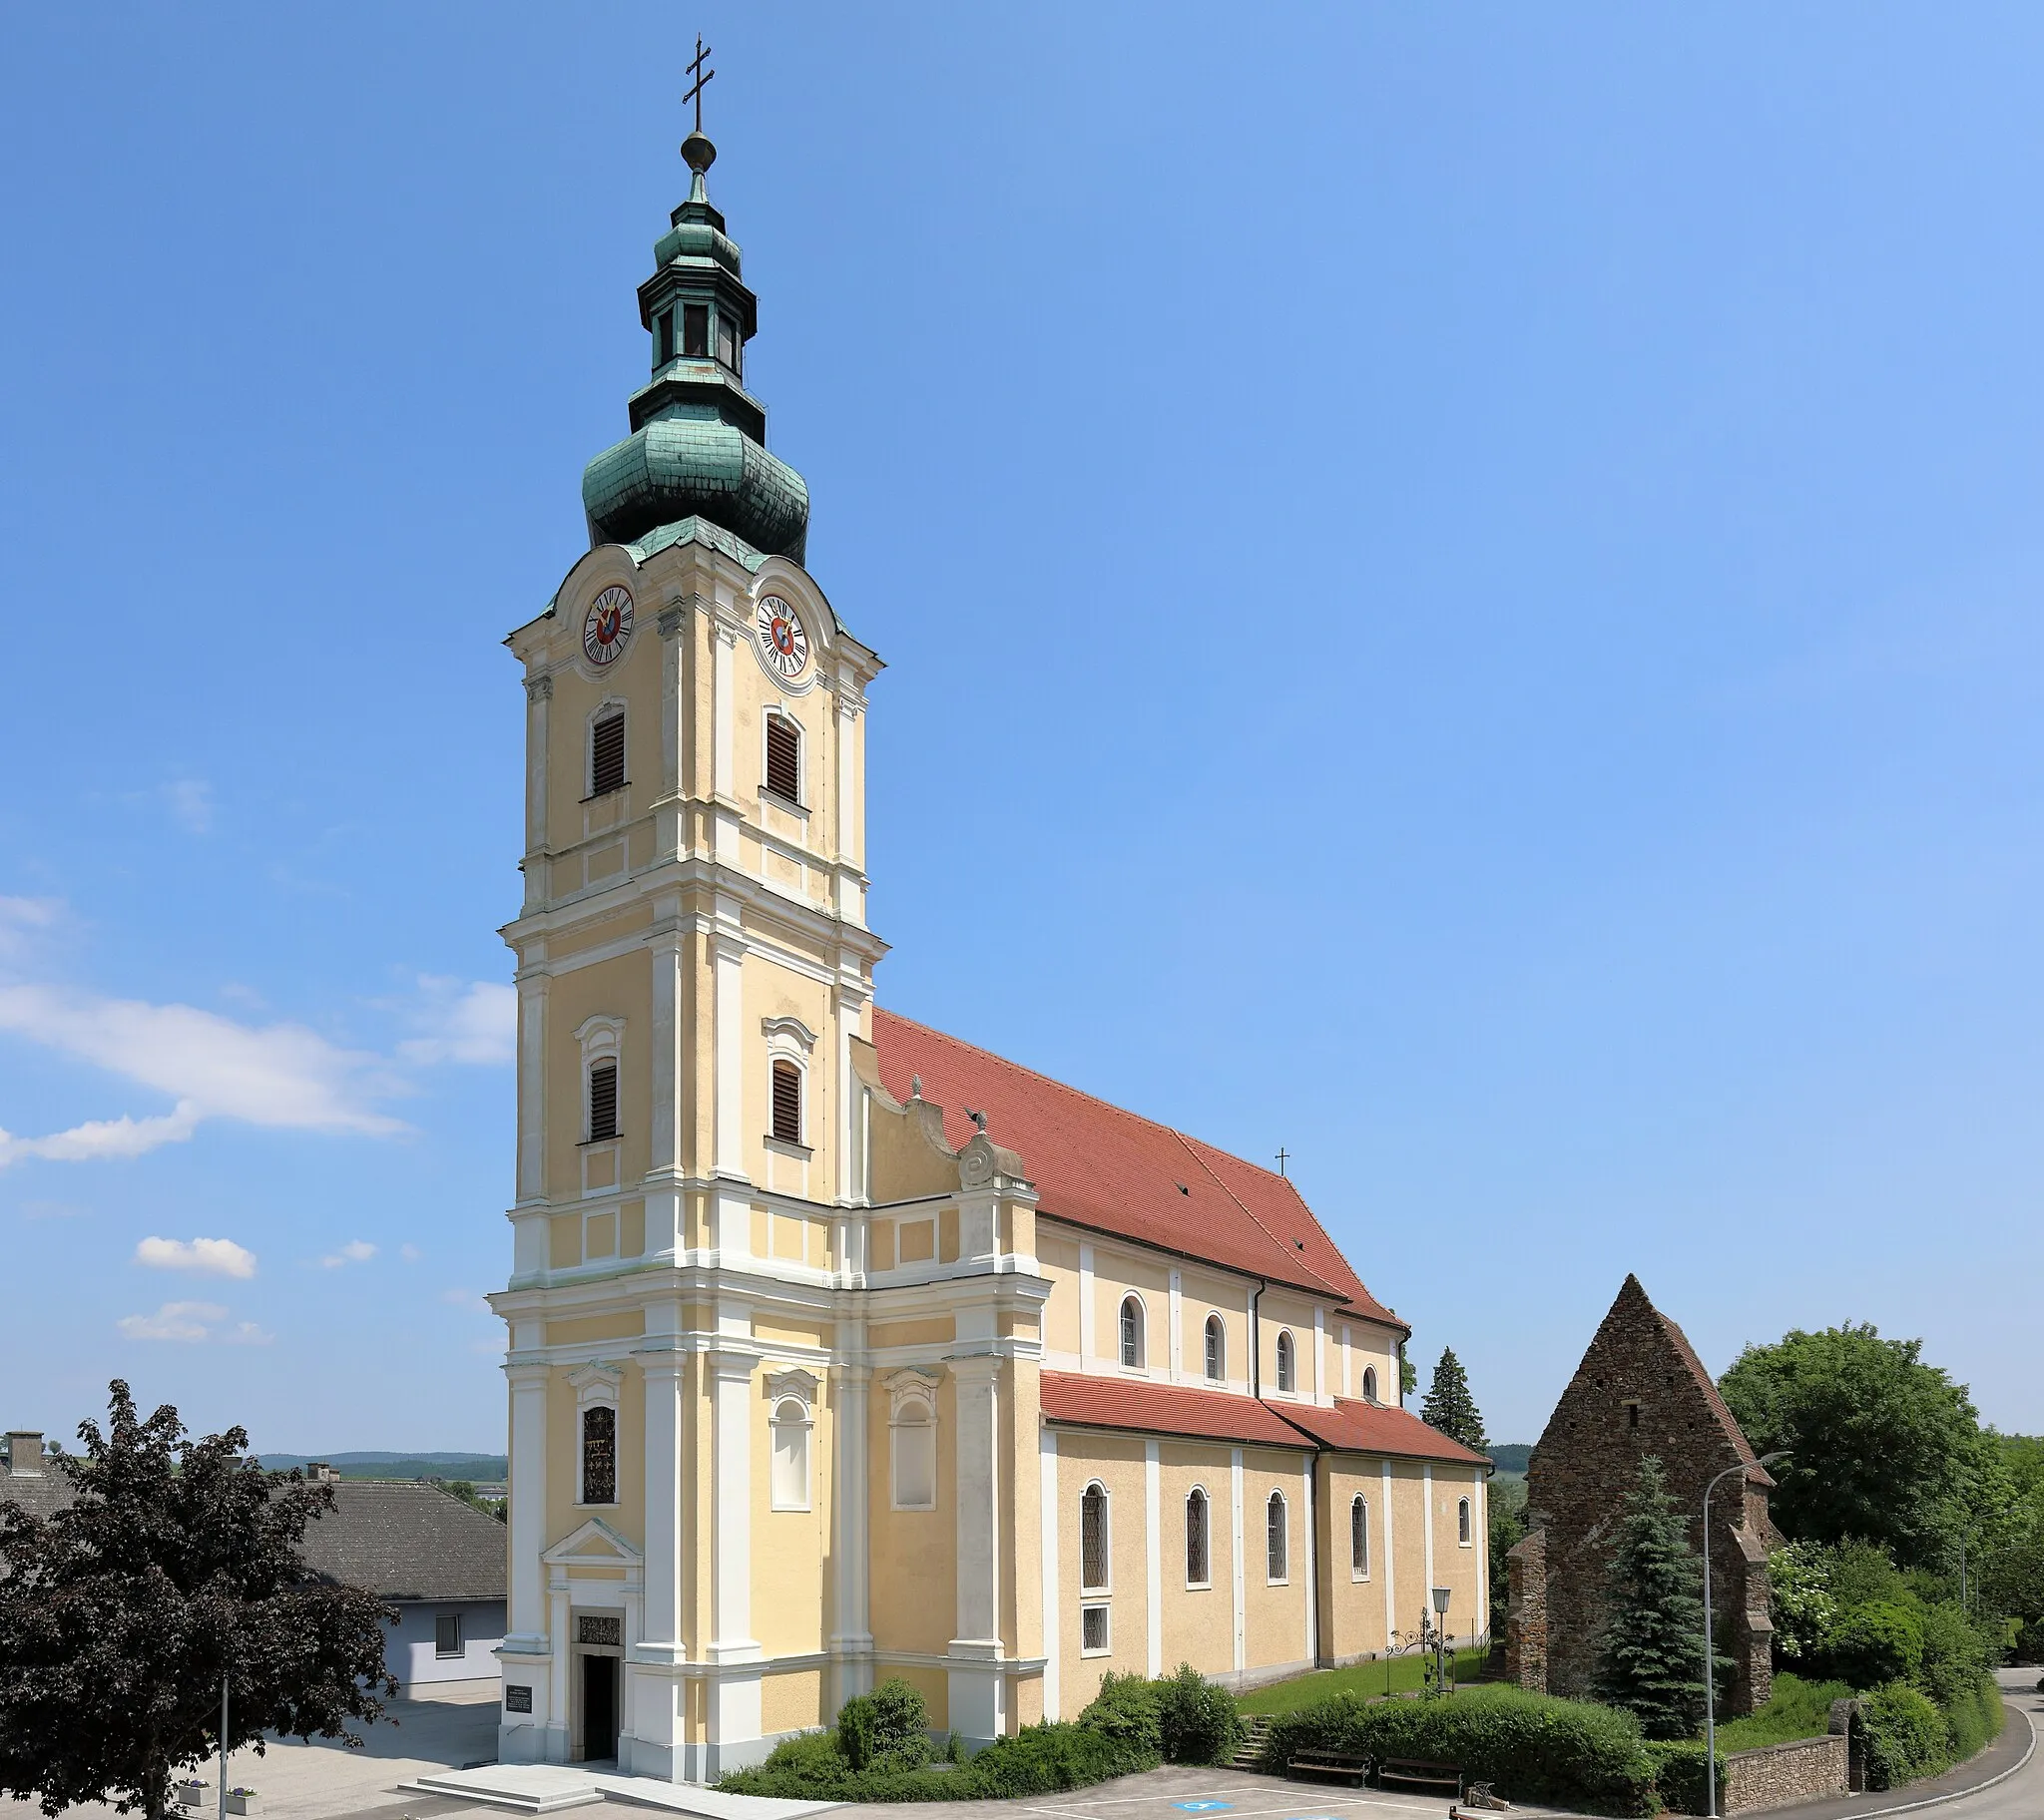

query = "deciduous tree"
[[0, 1382, 397, 1820]]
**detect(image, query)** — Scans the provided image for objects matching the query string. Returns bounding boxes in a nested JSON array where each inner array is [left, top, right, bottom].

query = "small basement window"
[[770, 1060, 802, 1145], [765, 713, 801, 803], [590, 712, 626, 797], [684, 302, 709, 357], [435, 1610, 463, 1657]]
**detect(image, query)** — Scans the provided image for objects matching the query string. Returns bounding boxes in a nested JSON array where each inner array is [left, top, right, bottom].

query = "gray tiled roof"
[[2, 1462, 505, 1604], [297, 1481, 508, 1602]]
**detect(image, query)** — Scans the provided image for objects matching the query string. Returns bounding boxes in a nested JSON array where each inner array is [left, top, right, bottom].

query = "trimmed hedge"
[[1642, 1741, 1722, 1816], [1260, 1684, 1658, 1814]]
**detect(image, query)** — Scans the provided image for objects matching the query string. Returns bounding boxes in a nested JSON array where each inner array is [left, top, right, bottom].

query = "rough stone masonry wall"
[[1504, 1526, 1547, 1689], [1722, 1735, 1848, 1815], [1516, 1276, 1775, 1714]]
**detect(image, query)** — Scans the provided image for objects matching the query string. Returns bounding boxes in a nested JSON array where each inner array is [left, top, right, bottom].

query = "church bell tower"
[[490, 84, 889, 1775]]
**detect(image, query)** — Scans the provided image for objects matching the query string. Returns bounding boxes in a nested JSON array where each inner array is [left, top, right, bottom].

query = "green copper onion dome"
[[581, 130, 809, 563]]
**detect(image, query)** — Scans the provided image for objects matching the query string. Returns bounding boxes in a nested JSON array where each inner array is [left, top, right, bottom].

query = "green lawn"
[[1236, 1647, 1494, 1715], [1714, 1673, 1855, 1751]]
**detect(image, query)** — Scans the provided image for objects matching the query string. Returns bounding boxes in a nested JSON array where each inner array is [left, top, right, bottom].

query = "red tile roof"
[[1276, 1397, 1492, 1468], [871, 1009, 1400, 1323], [1040, 1372, 1310, 1449]]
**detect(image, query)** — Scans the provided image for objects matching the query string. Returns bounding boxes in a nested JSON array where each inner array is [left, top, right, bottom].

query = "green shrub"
[[1715, 1672, 1856, 1751], [1078, 1671, 1164, 1758], [719, 1731, 848, 1797], [1938, 1674, 2004, 1764], [1824, 1601, 1925, 1689], [1643, 1740, 1723, 1815], [966, 1720, 1153, 1796], [836, 1676, 932, 1771], [1155, 1662, 1245, 1766], [1860, 1681, 1948, 1790], [1261, 1684, 1657, 1814]]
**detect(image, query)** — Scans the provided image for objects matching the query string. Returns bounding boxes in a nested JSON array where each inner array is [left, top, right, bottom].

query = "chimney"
[[5, 1432, 45, 1477], [305, 1462, 340, 1484]]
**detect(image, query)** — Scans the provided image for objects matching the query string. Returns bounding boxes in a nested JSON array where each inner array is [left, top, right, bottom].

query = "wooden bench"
[[1377, 1757, 1463, 1796], [1286, 1749, 1371, 1786]]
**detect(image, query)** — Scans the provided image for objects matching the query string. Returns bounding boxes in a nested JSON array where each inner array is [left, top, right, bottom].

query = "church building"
[[490, 110, 1489, 1782]]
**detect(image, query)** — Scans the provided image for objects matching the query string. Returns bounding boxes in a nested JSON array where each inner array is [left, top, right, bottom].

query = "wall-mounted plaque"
[[504, 1685, 533, 1713], [577, 1614, 622, 1646]]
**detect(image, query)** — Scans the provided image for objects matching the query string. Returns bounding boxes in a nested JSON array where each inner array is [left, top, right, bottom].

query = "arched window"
[[1204, 1314, 1225, 1382], [1350, 1494, 1370, 1578], [770, 1059, 802, 1145], [1080, 1482, 1110, 1592], [1266, 1490, 1287, 1583], [1119, 1295, 1145, 1369], [770, 1398, 812, 1512], [580, 1404, 616, 1506], [891, 1397, 935, 1511], [590, 709, 626, 797], [1459, 1496, 1472, 1546], [764, 710, 801, 804], [587, 1058, 619, 1142], [1186, 1487, 1211, 1587], [1276, 1329, 1295, 1394], [1361, 1365, 1379, 1404]]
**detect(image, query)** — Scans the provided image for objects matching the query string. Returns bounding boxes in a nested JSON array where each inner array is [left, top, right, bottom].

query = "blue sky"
[[2, 6, 2040, 1452]]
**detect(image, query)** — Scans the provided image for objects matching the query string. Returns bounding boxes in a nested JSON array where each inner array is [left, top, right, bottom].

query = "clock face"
[[756, 595, 810, 680], [582, 585, 634, 667]]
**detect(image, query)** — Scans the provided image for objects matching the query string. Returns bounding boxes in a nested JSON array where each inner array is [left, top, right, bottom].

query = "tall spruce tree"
[[1592, 1455, 1712, 1740], [1420, 1347, 1488, 1451]]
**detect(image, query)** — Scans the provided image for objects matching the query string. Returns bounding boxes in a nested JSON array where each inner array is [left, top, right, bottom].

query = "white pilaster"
[[948, 1357, 1004, 1745], [1167, 1271, 1183, 1381], [523, 674, 552, 912], [1340, 1324, 1352, 1398], [829, 1361, 874, 1705], [1302, 1456, 1317, 1663], [1039, 1428, 1060, 1720], [711, 623, 741, 866], [1422, 1462, 1436, 1624], [711, 918, 748, 1189], [640, 1353, 686, 1666], [1314, 1307, 1327, 1405], [1144, 1439, 1163, 1675], [505, 1361, 550, 1644], [646, 931, 685, 1256], [516, 975, 549, 1207], [1381, 1460, 1397, 1646], [707, 1350, 758, 1661], [1230, 1447, 1246, 1675], [655, 601, 687, 863], [1473, 1468, 1488, 1647], [548, 1585, 572, 1761]]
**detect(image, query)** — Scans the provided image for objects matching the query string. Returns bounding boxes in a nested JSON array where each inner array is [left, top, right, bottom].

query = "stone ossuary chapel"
[[487, 115, 1490, 1780], [1506, 1274, 1779, 1716]]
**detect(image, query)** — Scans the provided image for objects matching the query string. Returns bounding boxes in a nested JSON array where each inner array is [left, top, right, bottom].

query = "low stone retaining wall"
[[1724, 1732, 1848, 1815]]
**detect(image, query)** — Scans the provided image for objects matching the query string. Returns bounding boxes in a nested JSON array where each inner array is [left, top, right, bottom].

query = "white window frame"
[[761, 704, 806, 809], [1079, 1479, 1112, 1594], [1203, 1313, 1226, 1382], [766, 1366, 818, 1513], [1276, 1328, 1296, 1395], [1080, 1601, 1111, 1657], [434, 1609, 464, 1658], [1361, 1364, 1379, 1404], [1265, 1488, 1288, 1585], [586, 697, 629, 799], [885, 1367, 941, 1512], [575, 1016, 625, 1145], [1185, 1485, 1213, 1591], [1458, 1495, 1473, 1548], [570, 1363, 623, 1508], [762, 1016, 817, 1153], [1350, 1493, 1371, 1581], [1118, 1293, 1146, 1371]]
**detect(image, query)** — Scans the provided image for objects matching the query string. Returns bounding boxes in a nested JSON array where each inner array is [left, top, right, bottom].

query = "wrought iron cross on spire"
[[684, 34, 715, 133]]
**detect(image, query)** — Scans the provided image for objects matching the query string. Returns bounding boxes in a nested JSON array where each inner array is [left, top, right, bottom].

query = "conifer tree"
[[1420, 1347, 1488, 1451], [1592, 1455, 1712, 1740]]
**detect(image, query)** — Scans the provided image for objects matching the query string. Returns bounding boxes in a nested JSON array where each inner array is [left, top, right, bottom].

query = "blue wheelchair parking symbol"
[[1172, 1804, 1234, 1813]]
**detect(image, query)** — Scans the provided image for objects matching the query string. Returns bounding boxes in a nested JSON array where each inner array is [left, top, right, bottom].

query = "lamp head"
[[1430, 1586, 1452, 1615]]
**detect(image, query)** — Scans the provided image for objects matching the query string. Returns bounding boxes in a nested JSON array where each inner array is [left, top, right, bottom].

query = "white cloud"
[[400, 1242, 421, 1262], [17, 1199, 86, 1219], [0, 897, 63, 962], [396, 976, 517, 1066], [134, 1235, 256, 1279], [0, 984, 405, 1170], [164, 779, 214, 835], [118, 1300, 226, 1343], [224, 1321, 274, 1346], [320, 1239, 376, 1268]]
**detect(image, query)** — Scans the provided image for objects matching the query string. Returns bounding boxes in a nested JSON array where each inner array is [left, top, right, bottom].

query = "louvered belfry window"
[[770, 1060, 802, 1144], [587, 1060, 619, 1142], [582, 1405, 616, 1505], [590, 712, 626, 796], [765, 713, 800, 802]]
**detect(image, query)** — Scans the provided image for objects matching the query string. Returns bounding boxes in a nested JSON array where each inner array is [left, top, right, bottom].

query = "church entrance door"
[[581, 1653, 618, 1762]]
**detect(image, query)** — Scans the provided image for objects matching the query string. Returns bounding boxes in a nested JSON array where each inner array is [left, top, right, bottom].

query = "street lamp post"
[[1702, 1452, 1789, 1820], [1430, 1587, 1452, 1697]]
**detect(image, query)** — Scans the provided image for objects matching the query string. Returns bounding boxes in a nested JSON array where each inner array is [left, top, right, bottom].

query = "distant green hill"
[[260, 1451, 507, 1481], [1487, 1443, 1533, 1479]]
